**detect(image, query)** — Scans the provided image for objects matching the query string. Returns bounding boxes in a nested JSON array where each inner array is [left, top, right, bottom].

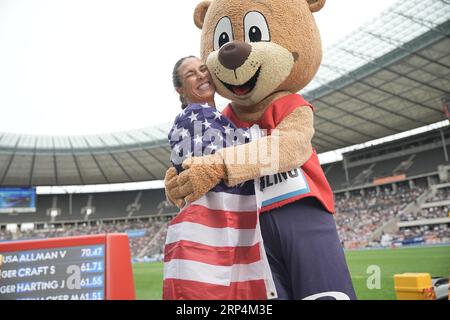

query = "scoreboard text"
[[0, 234, 135, 300]]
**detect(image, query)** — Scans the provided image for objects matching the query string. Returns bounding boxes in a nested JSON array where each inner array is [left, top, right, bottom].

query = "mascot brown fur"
[[166, 0, 324, 199]]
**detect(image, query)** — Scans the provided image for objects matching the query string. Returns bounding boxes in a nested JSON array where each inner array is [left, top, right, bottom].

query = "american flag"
[[163, 103, 277, 300]]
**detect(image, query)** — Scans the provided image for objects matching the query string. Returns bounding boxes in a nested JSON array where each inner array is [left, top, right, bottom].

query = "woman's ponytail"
[[172, 56, 196, 110]]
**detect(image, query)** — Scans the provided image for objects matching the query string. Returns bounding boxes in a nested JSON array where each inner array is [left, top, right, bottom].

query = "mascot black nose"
[[218, 41, 252, 70]]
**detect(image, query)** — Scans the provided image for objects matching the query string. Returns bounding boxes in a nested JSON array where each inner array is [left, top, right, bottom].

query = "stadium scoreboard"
[[0, 187, 36, 214], [0, 234, 135, 300]]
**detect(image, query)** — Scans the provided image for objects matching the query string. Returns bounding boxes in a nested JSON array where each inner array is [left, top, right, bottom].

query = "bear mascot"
[[165, 0, 357, 300]]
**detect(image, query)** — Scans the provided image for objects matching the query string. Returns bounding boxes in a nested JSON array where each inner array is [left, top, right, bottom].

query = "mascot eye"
[[219, 33, 230, 48], [244, 11, 270, 43], [249, 27, 262, 42], [214, 17, 234, 51]]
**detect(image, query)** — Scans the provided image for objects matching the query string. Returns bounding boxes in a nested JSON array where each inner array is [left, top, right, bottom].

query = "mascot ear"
[[307, 0, 326, 13], [194, 1, 212, 29]]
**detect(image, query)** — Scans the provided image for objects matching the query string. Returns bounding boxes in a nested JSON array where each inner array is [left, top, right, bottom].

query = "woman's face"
[[177, 57, 215, 104]]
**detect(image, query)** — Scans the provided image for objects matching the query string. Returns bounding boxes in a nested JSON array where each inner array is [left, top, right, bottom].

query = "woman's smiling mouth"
[[197, 81, 212, 91]]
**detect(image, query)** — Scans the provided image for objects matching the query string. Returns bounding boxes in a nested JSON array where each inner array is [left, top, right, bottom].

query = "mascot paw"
[[164, 167, 186, 209], [178, 153, 226, 203]]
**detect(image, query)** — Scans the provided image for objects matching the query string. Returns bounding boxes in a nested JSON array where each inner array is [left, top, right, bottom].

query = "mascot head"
[[194, 0, 325, 107]]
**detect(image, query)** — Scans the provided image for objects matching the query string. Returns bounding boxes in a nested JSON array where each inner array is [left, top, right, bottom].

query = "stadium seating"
[[322, 161, 347, 190], [393, 224, 449, 244], [0, 189, 178, 224], [2, 177, 448, 256], [1, 126, 449, 254], [0, 219, 168, 258], [324, 127, 450, 190], [407, 148, 448, 177]]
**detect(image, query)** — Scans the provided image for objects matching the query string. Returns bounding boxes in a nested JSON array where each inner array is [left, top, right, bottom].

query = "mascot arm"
[[219, 106, 314, 187], [174, 106, 314, 204]]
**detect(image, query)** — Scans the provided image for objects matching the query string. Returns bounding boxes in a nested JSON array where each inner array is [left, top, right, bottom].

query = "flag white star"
[[180, 128, 189, 138], [207, 143, 218, 151], [224, 124, 233, 135], [201, 103, 211, 109], [193, 135, 203, 145], [203, 119, 212, 129], [188, 112, 198, 123], [213, 110, 222, 120], [172, 125, 181, 135], [173, 144, 181, 154]]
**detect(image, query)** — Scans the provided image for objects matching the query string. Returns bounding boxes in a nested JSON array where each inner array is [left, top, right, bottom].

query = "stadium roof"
[[0, 0, 449, 186], [303, 0, 450, 152]]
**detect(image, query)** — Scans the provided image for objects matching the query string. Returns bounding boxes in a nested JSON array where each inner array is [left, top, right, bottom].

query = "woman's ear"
[[176, 87, 184, 96], [307, 0, 326, 13], [194, 1, 212, 29]]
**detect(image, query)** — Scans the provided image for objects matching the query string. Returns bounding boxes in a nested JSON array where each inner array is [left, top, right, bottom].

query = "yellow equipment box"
[[394, 273, 436, 300]]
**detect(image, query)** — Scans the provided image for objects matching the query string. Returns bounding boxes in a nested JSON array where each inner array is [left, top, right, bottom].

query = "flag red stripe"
[[163, 278, 268, 300], [164, 240, 261, 266], [169, 205, 258, 229]]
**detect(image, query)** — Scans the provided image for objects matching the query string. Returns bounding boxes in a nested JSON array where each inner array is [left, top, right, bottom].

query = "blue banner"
[[126, 229, 146, 238]]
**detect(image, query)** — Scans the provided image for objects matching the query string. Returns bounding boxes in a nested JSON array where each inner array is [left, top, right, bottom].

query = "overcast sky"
[[0, 0, 399, 136]]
